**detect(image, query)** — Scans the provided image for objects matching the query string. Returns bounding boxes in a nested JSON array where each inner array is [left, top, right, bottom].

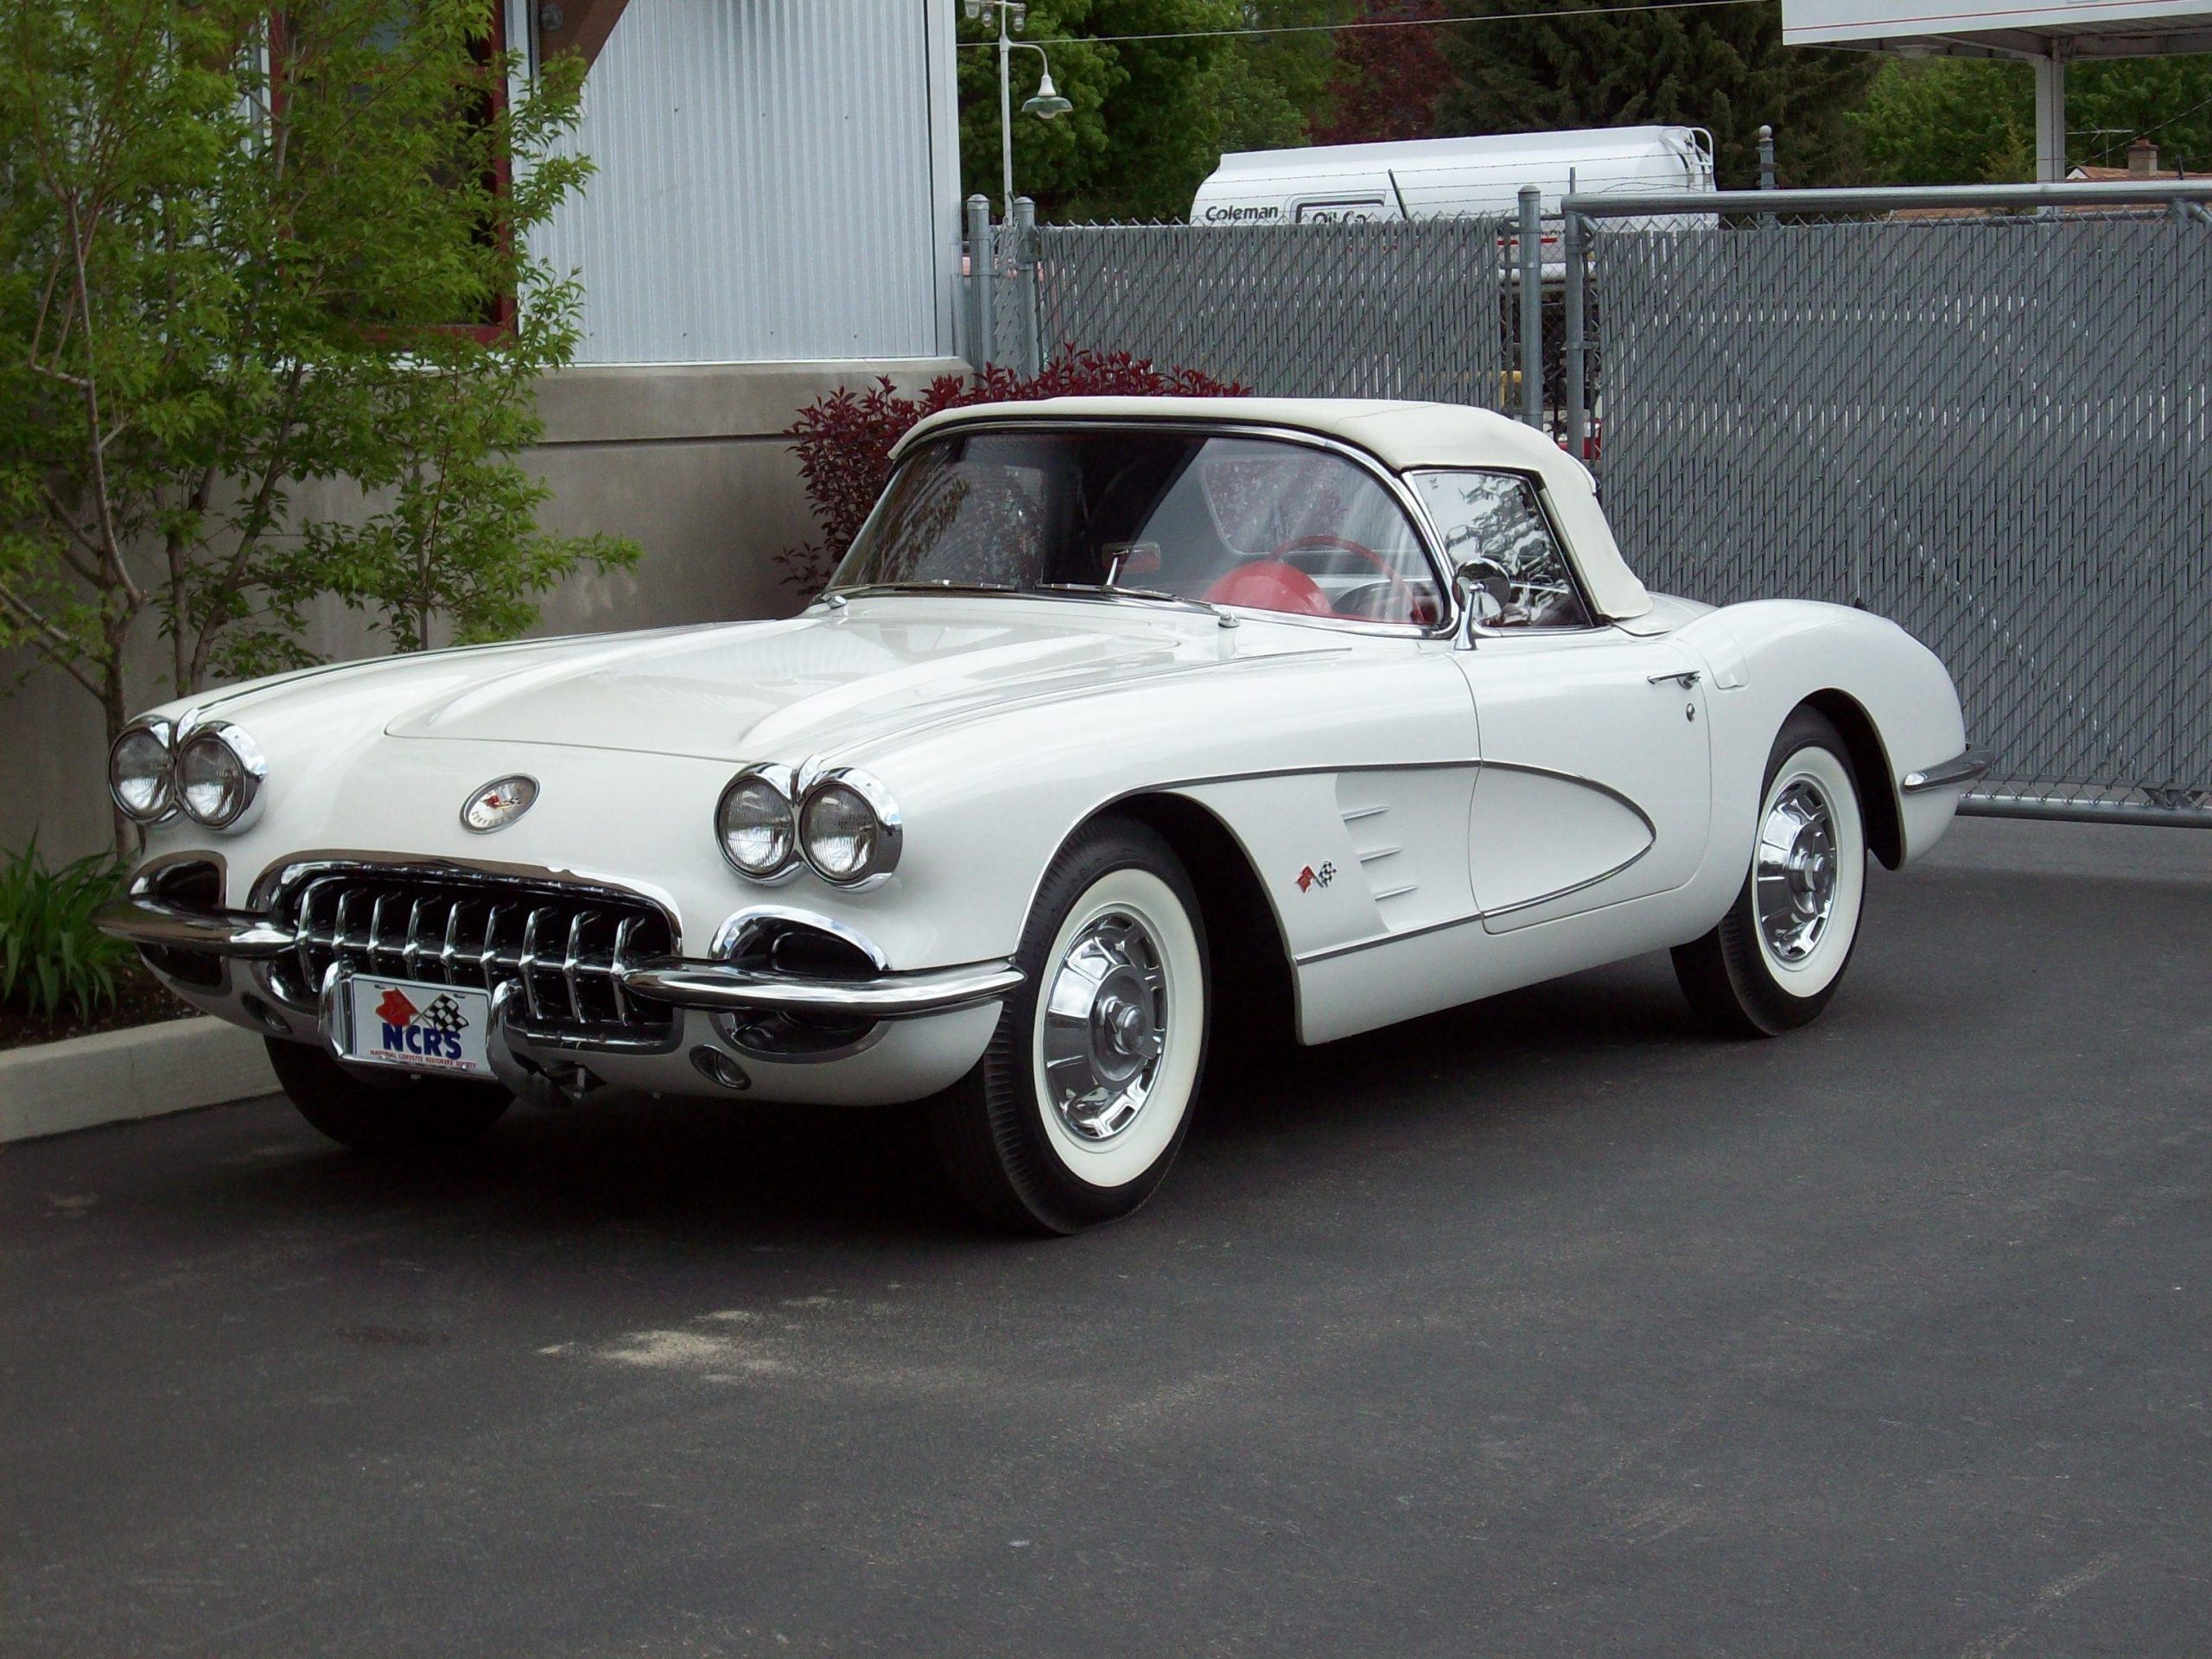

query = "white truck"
[[1189, 125, 1716, 231]]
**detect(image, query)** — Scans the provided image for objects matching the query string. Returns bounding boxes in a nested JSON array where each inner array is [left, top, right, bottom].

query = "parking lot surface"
[[3, 823, 2207, 1656]]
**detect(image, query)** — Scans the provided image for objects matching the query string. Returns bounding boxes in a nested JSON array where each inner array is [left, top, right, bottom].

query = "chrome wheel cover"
[[1755, 778, 1840, 963], [1039, 908, 1168, 1142]]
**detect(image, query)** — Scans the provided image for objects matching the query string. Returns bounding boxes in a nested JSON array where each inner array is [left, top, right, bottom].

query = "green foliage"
[[1854, 58, 2034, 185], [958, 0, 1357, 221], [1433, 1, 1875, 188], [1855, 54, 2212, 185], [0, 840, 131, 1021], [0, 0, 637, 851]]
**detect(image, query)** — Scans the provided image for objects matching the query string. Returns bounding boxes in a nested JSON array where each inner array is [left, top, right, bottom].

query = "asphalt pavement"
[[3, 821, 2208, 1656]]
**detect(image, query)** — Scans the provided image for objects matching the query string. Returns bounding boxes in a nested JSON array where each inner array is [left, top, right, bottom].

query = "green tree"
[[0, 0, 635, 855], [1854, 53, 2212, 185], [958, 0, 1355, 222], [1433, 0, 1876, 188]]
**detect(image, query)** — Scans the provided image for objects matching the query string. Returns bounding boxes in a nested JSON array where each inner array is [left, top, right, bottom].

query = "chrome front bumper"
[[93, 895, 1023, 1021]]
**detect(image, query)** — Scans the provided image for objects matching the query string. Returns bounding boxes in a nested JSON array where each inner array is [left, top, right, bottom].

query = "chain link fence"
[[1591, 203, 2211, 823], [965, 190, 2211, 825], [985, 217, 1524, 408]]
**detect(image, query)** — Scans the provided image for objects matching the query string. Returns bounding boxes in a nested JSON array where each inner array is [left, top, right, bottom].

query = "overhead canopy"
[[1784, 0, 2212, 58], [1782, 0, 2212, 179]]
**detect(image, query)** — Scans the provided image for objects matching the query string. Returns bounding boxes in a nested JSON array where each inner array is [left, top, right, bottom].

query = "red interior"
[[1202, 561, 1335, 617]]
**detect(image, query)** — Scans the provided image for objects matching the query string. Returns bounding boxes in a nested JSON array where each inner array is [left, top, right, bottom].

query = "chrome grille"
[[261, 866, 677, 1046]]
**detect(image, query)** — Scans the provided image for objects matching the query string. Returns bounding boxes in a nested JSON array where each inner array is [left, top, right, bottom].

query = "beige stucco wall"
[[3, 358, 964, 863]]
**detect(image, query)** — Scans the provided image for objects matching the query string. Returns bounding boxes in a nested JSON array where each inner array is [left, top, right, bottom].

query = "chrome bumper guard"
[[95, 895, 1023, 1021], [1901, 747, 1996, 793]]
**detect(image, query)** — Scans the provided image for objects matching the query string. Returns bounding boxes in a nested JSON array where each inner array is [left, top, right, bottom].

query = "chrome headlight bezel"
[[715, 764, 802, 882], [174, 721, 268, 831], [108, 716, 179, 825], [796, 766, 902, 888]]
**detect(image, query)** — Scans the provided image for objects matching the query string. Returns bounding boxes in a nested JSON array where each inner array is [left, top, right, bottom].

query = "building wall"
[[4, 359, 963, 864], [532, 0, 964, 364]]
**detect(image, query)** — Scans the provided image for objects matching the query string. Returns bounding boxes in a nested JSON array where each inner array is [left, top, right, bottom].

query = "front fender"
[[1679, 601, 1970, 873]]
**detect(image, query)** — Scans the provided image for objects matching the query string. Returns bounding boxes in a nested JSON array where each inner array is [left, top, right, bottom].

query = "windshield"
[[830, 429, 1445, 626]]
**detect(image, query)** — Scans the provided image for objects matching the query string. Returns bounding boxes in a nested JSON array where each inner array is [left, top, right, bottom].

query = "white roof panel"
[[1783, 0, 2212, 51]]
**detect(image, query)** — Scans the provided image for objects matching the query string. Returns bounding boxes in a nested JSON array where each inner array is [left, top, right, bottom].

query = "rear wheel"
[[1673, 707, 1868, 1037], [266, 1039, 512, 1154], [929, 819, 1209, 1236]]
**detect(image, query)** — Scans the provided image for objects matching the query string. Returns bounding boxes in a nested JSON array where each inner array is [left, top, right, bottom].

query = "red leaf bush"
[[777, 349, 1249, 601]]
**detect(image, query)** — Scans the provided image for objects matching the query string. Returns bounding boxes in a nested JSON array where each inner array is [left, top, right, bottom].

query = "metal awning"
[[1781, 1, 2212, 179]]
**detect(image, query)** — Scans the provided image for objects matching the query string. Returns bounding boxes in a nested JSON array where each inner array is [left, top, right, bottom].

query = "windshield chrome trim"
[[821, 418, 1458, 642]]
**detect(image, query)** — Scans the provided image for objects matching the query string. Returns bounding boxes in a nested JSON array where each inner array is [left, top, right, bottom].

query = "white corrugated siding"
[[535, 0, 951, 364]]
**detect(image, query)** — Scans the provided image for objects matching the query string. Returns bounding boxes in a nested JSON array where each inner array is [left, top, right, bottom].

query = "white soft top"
[[893, 396, 1651, 620]]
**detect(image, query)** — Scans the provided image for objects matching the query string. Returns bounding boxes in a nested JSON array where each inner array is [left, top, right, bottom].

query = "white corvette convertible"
[[99, 397, 1988, 1233]]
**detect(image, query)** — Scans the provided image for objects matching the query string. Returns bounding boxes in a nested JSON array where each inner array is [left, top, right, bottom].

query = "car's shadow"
[[197, 951, 1723, 1250]]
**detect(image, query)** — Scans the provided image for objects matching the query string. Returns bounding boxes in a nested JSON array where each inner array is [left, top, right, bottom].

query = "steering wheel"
[[1205, 559, 1334, 616], [1268, 535, 1423, 623]]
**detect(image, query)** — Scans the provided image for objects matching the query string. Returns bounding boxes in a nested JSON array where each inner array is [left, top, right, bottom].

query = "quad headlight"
[[174, 721, 267, 830], [716, 762, 901, 888], [716, 765, 800, 880], [108, 715, 268, 831], [108, 719, 178, 823]]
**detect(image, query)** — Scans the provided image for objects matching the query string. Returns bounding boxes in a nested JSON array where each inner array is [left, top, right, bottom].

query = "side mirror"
[[1452, 561, 1509, 645]]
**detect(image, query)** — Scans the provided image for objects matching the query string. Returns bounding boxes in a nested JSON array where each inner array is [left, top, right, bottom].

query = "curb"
[[0, 1017, 276, 1145]]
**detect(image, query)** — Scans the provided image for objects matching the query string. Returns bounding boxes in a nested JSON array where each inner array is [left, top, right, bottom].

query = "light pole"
[[964, 0, 1071, 220]]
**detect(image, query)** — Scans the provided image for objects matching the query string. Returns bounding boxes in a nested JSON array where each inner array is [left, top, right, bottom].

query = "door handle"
[[1647, 669, 1702, 689]]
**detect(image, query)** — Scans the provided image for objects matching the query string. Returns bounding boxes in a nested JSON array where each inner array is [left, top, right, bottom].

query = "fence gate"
[[1592, 206, 2212, 823]]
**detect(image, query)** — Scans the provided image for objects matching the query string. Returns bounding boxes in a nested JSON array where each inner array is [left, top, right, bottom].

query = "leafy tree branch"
[[0, 0, 638, 856]]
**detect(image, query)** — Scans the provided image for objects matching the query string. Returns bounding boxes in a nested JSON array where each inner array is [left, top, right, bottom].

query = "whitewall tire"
[[930, 819, 1210, 1235], [1674, 707, 1869, 1037]]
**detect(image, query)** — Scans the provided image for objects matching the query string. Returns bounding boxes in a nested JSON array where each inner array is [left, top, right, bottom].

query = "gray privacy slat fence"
[[972, 200, 2211, 824], [1594, 212, 2212, 820], [1003, 219, 1522, 407]]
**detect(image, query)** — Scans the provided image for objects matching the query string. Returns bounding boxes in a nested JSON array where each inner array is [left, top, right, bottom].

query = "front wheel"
[[1673, 707, 1868, 1037], [929, 818, 1209, 1235], [267, 1038, 512, 1154]]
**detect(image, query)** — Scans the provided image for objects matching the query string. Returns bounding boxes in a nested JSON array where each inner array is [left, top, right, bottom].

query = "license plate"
[[342, 975, 495, 1079]]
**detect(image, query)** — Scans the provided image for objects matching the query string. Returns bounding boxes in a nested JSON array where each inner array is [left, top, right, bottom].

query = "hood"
[[374, 598, 1344, 763]]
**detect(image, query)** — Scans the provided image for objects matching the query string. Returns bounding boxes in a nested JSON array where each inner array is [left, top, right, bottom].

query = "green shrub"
[[0, 842, 134, 1022]]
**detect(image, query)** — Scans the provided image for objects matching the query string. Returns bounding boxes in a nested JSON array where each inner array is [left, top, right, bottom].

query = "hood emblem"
[[461, 775, 538, 834]]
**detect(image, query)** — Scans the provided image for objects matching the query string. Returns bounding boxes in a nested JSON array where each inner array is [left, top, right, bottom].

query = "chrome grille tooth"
[[369, 893, 391, 967], [610, 915, 638, 1022], [563, 911, 595, 1026], [518, 907, 550, 1021], [480, 900, 505, 988], [440, 899, 462, 986], [402, 899, 426, 977], [333, 888, 358, 965], [295, 878, 331, 992]]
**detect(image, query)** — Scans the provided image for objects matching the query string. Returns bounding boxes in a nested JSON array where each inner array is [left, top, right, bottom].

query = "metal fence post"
[[1563, 211, 1587, 461], [964, 194, 994, 371], [1013, 195, 1042, 378], [1517, 185, 1542, 429], [1758, 125, 1777, 192]]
